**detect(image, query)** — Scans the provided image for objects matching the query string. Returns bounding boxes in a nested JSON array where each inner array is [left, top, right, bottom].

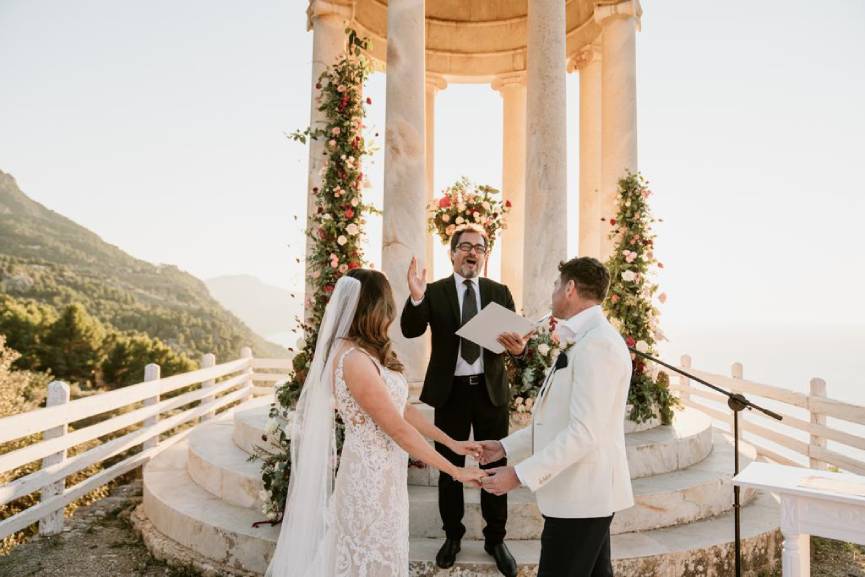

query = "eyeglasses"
[[456, 242, 487, 255]]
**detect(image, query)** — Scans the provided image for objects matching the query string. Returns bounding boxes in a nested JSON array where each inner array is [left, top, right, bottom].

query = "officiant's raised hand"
[[407, 256, 427, 302]]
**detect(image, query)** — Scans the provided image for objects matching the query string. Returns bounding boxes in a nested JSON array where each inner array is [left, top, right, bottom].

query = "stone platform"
[[135, 396, 781, 576]]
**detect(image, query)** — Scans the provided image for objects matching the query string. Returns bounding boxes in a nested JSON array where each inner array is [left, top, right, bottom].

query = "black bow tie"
[[554, 351, 568, 371]]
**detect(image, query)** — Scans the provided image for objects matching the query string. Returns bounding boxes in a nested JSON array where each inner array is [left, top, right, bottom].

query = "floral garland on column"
[[253, 30, 375, 521], [603, 172, 678, 424]]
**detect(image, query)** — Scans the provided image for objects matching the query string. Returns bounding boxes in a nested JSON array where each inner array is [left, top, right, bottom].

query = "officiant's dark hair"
[[345, 268, 405, 373], [558, 257, 610, 302], [449, 224, 488, 254]]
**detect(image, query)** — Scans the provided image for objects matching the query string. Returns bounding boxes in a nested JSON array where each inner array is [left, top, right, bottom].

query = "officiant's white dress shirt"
[[410, 272, 484, 376]]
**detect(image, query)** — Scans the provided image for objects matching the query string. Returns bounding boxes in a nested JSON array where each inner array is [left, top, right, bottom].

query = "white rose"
[[455, 216, 464, 225], [457, 203, 467, 212], [350, 198, 359, 207], [259, 490, 270, 502], [328, 139, 336, 148], [525, 398, 534, 409], [337, 235, 348, 246], [482, 202, 491, 211], [267, 511, 277, 520], [514, 397, 524, 405], [346, 223, 359, 236], [331, 126, 341, 135], [635, 340, 649, 353], [442, 214, 450, 223], [537, 343, 551, 356], [621, 270, 636, 282]]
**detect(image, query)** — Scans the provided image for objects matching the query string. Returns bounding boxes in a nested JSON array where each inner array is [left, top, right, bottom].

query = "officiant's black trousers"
[[434, 375, 509, 546], [538, 514, 614, 577]]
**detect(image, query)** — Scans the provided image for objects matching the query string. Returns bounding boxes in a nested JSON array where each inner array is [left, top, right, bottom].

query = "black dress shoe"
[[436, 538, 461, 569], [485, 542, 518, 577]]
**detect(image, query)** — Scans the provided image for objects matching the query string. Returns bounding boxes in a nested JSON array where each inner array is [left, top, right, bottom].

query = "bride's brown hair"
[[345, 268, 405, 372]]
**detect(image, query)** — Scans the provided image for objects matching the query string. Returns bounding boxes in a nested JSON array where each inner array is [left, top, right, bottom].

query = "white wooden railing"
[[0, 348, 293, 542], [3, 347, 863, 544], [672, 355, 865, 475]]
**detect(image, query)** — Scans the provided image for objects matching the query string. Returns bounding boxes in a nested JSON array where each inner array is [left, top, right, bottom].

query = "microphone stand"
[[628, 348, 783, 577]]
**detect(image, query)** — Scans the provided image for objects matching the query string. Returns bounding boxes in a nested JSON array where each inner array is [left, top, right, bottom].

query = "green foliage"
[[262, 30, 374, 515], [101, 332, 197, 388], [37, 303, 106, 386], [0, 169, 286, 375], [603, 172, 678, 424], [0, 336, 107, 556]]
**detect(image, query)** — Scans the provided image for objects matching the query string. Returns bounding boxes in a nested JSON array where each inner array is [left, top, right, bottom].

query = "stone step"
[[408, 430, 757, 539], [138, 441, 780, 577], [187, 417, 267, 510], [190, 420, 755, 539], [233, 402, 714, 487], [232, 396, 276, 456], [198, 404, 736, 537], [409, 489, 780, 576]]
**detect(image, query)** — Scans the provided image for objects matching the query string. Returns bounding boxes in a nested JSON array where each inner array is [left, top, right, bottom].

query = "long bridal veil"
[[265, 276, 362, 577]]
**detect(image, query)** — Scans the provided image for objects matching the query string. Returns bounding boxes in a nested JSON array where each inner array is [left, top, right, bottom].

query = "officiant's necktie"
[[460, 280, 480, 364]]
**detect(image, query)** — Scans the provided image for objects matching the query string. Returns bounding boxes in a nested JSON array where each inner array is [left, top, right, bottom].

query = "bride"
[[266, 269, 488, 577]]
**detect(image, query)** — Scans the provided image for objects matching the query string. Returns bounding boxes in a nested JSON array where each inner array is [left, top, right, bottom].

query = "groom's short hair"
[[558, 257, 610, 302]]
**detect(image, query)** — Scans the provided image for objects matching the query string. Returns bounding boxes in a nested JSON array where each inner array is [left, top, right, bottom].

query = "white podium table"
[[733, 462, 865, 577]]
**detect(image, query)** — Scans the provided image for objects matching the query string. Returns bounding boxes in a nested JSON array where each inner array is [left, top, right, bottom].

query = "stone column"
[[492, 72, 527, 313], [425, 73, 447, 278], [595, 0, 641, 262], [304, 1, 350, 319], [382, 0, 427, 383], [523, 0, 568, 321], [570, 44, 603, 260]]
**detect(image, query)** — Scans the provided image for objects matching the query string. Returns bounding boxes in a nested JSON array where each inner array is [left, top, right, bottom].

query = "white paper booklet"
[[455, 302, 537, 354]]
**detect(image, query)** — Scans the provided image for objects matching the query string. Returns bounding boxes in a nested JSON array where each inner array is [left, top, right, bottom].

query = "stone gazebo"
[[134, 2, 781, 576], [306, 0, 640, 383]]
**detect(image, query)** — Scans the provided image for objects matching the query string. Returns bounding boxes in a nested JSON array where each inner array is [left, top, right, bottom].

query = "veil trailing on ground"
[[265, 275, 362, 577]]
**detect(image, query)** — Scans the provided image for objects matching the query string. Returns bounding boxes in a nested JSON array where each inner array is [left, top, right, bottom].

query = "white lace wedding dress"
[[330, 345, 410, 577]]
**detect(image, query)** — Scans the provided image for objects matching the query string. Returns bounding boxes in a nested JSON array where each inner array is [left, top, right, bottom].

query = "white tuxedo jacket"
[[500, 306, 635, 518]]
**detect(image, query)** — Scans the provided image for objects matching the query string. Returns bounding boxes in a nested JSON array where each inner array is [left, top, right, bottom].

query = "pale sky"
[[1, 0, 864, 335]]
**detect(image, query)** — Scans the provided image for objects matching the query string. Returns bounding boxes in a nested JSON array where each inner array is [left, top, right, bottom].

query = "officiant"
[[401, 223, 527, 577]]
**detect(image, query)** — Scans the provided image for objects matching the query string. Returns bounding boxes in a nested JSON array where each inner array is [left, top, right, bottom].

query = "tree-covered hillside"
[[0, 169, 286, 380]]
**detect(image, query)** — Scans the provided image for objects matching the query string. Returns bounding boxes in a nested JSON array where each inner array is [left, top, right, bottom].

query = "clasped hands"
[[449, 440, 521, 496]]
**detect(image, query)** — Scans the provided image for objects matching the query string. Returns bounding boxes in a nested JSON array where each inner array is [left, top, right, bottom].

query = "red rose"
[[625, 336, 636, 348], [315, 83, 322, 89], [438, 196, 451, 209], [324, 284, 334, 293], [345, 208, 355, 219], [505, 200, 512, 208], [658, 262, 664, 268], [610, 218, 617, 226], [348, 262, 360, 270], [366, 97, 372, 105]]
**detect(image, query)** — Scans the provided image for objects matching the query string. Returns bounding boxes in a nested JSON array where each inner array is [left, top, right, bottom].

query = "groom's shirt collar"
[[556, 304, 602, 342]]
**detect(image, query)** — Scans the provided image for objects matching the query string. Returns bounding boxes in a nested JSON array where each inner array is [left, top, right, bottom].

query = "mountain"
[[0, 169, 287, 362], [205, 275, 302, 345]]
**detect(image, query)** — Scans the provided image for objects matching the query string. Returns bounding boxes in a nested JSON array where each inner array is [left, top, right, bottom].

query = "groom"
[[479, 257, 634, 577], [401, 224, 524, 577]]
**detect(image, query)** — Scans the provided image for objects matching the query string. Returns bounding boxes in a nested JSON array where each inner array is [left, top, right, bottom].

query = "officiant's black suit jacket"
[[400, 275, 516, 409]]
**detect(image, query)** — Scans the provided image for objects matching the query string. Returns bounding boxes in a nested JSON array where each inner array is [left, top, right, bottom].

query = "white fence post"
[[731, 362, 743, 382], [200, 353, 217, 422], [809, 377, 828, 470], [679, 355, 691, 402], [143, 363, 161, 451], [241, 347, 253, 402], [39, 380, 70, 536]]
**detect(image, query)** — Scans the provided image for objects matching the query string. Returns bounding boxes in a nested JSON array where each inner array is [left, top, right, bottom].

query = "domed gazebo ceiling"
[[352, 0, 602, 82]]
